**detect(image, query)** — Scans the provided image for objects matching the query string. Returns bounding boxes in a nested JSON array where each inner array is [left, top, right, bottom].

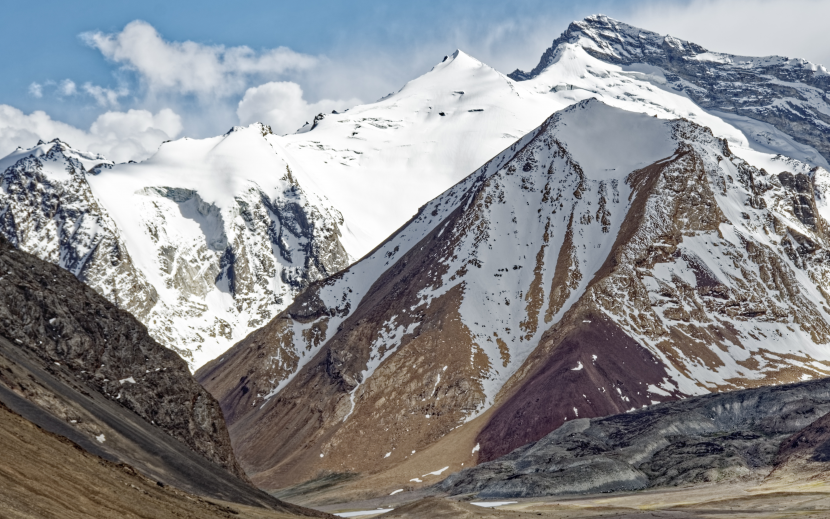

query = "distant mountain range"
[[3, 14, 830, 501]]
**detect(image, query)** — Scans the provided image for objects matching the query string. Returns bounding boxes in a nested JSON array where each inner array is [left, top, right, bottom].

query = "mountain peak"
[[432, 48, 485, 72], [509, 15, 830, 166], [511, 15, 827, 82]]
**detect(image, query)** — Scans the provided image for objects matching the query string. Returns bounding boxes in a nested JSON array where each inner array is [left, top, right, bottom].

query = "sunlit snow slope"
[[282, 17, 830, 257]]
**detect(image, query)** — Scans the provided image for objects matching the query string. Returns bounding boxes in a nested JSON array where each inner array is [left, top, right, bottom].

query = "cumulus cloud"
[[236, 81, 361, 134], [0, 105, 182, 163], [81, 20, 318, 100]]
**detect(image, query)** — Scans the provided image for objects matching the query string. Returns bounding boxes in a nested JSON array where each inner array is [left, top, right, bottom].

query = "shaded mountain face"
[[0, 234, 250, 485], [0, 130, 350, 367], [439, 377, 830, 498], [198, 99, 830, 491], [510, 15, 830, 166]]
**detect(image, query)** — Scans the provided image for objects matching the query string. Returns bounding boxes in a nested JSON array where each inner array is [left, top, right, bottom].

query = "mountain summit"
[[511, 15, 830, 166]]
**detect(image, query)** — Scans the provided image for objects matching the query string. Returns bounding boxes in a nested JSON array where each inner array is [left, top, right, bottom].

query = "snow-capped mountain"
[[510, 15, 830, 166], [0, 140, 160, 326], [0, 126, 351, 367], [189, 16, 830, 493], [276, 16, 830, 257], [4, 15, 829, 372], [197, 98, 830, 493], [280, 50, 561, 255]]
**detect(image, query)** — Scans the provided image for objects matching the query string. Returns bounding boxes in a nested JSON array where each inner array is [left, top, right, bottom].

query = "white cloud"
[[236, 81, 360, 135], [58, 79, 77, 97], [82, 20, 318, 100], [28, 83, 43, 98], [83, 83, 128, 107], [625, 0, 830, 67], [0, 105, 182, 163]]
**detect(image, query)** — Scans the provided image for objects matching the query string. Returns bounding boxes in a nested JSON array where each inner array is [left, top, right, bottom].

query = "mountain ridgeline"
[[510, 15, 830, 166]]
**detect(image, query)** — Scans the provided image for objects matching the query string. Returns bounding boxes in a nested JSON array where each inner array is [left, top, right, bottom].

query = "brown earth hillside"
[[0, 400, 329, 519]]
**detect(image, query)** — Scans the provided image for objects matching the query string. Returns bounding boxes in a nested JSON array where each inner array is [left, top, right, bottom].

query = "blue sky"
[[1, 0, 828, 162]]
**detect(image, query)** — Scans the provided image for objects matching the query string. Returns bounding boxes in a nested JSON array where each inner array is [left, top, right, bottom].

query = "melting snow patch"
[[571, 361, 583, 371], [389, 489, 404, 495], [471, 502, 517, 508], [410, 478, 422, 482], [384, 452, 391, 458], [422, 466, 449, 477], [648, 384, 671, 396], [472, 443, 480, 454], [95, 434, 106, 443], [119, 377, 136, 385]]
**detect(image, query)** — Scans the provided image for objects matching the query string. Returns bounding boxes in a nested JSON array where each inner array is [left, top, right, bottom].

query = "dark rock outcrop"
[[440, 378, 830, 498], [0, 233, 245, 479]]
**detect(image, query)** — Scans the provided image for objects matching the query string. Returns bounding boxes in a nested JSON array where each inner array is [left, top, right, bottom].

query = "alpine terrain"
[[3, 16, 830, 372], [193, 16, 830, 497], [3, 11, 830, 508], [199, 91, 830, 495]]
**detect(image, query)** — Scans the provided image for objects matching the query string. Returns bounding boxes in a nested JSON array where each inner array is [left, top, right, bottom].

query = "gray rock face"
[[0, 140, 159, 324], [440, 378, 830, 498], [510, 15, 830, 166], [0, 234, 247, 480]]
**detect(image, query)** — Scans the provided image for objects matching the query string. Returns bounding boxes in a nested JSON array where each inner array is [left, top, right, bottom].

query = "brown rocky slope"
[[0, 400, 330, 519], [0, 233, 245, 478]]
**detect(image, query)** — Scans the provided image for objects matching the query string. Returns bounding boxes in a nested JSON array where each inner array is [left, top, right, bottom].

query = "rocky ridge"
[[0, 233, 246, 480], [439, 377, 830, 498]]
